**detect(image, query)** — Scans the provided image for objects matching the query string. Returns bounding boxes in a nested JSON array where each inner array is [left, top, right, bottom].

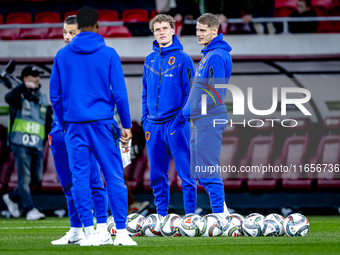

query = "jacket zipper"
[[155, 49, 164, 121]]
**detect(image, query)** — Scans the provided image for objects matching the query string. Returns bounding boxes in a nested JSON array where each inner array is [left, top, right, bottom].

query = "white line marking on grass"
[[1, 221, 66, 224], [0, 226, 69, 229]]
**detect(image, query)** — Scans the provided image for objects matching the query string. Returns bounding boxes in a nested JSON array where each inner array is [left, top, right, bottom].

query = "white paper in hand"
[[120, 139, 132, 168]]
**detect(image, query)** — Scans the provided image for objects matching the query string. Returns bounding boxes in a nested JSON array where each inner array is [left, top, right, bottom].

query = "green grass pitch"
[[0, 216, 339, 255]]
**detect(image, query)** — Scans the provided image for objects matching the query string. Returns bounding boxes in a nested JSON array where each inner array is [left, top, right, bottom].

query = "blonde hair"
[[197, 13, 219, 28], [149, 14, 175, 32]]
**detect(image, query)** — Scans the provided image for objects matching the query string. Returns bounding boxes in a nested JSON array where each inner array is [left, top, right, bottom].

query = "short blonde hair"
[[149, 14, 175, 32], [197, 13, 219, 28]]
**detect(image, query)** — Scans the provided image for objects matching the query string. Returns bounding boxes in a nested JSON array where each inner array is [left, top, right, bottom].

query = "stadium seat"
[[105, 26, 132, 37], [63, 11, 78, 22], [20, 12, 62, 40], [274, 136, 314, 191], [41, 146, 62, 193], [314, 118, 340, 191], [19, 28, 48, 40], [312, 0, 332, 15], [0, 14, 3, 24], [0, 12, 32, 40], [274, 0, 298, 16], [6, 12, 32, 24], [151, 9, 158, 19], [220, 136, 245, 191], [142, 156, 152, 192], [47, 27, 63, 39], [241, 136, 277, 191], [122, 9, 149, 22], [313, 135, 340, 190], [0, 152, 15, 193], [35, 12, 61, 23], [98, 10, 119, 21]]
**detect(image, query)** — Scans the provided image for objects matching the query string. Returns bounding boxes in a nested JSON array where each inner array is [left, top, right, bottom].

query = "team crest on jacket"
[[48, 135, 52, 146], [145, 131, 151, 141], [168, 56, 176, 65]]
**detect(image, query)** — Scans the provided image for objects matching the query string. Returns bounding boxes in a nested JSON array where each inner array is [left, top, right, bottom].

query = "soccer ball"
[[284, 213, 309, 237], [107, 215, 117, 236], [178, 213, 201, 237], [199, 214, 223, 237], [243, 213, 265, 237], [245, 213, 263, 219], [263, 213, 285, 237], [160, 213, 182, 237], [142, 214, 163, 237], [126, 213, 145, 237], [222, 213, 244, 237]]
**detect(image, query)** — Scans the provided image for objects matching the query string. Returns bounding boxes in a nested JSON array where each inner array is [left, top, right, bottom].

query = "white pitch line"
[[0, 226, 69, 229], [1, 221, 67, 224]]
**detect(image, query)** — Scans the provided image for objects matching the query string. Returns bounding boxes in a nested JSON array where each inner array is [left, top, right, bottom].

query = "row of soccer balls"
[[107, 212, 309, 237]]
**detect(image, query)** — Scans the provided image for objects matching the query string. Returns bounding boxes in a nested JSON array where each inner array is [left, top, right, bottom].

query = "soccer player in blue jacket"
[[142, 14, 197, 217], [50, 7, 136, 246], [50, 15, 110, 245], [183, 13, 232, 221]]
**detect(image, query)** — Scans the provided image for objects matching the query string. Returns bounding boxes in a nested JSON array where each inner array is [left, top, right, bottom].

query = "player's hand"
[[242, 14, 252, 23], [25, 81, 39, 89], [120, 128, 132, 147]]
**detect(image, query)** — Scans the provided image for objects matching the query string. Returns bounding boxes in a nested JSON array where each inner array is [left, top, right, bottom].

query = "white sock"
[[70, 227, 83, 235], [84, 226, 95, 236], [224, 202, 230, 217], [216, 213, 225, 222], [96, 223, 107, 233]]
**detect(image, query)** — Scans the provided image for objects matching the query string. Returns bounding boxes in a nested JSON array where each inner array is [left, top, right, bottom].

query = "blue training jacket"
[[183, 33, 232, 119], [50, 32, 131, 129], [142, 35, 196, 124]]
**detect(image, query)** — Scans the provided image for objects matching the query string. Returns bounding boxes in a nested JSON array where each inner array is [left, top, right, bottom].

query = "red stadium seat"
[[47, 27, 63, 39], [105, 26, 132, 37], [63, 11, 78, 22], [274, 0, 298, 16], [20, 28, 48, 39], [122, 9, 149, 22], [241, 136, 277, 191], [220, 136, 245, 191], [97, 10, 121, 37], [35, 12, 61, 23], [98, 10, 119, 21], [313, 135, 340, 190], [6, 12, 32, 24], [151, 9, 158, 19], [0, 14, 3, 24], [1, 12, 32, 40], [20, 12, 61, 40], [273, 136, 313, 191]]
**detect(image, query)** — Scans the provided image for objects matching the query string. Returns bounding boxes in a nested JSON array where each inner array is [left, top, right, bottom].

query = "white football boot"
[[2, 194, 20, 218], [26, 208, 45, 220], [51, 230, 85, 245], [97, 230, 114, 245], [113, 229, 137, 246], [80, 233, 100, 246]]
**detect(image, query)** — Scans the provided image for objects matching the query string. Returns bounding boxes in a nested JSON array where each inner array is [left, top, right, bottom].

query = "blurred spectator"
[[289, 0, 317, 33], [242, 0, 276, 34], [155, 0, 200, 35], [2, 66, 52, 220]]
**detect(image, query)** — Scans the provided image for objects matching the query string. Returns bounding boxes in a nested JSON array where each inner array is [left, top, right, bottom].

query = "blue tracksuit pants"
[[190, 113, 228, 213], [143, 117, 197, 216], [64, 120, 127, 229], [49, 123, 108, 227]]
